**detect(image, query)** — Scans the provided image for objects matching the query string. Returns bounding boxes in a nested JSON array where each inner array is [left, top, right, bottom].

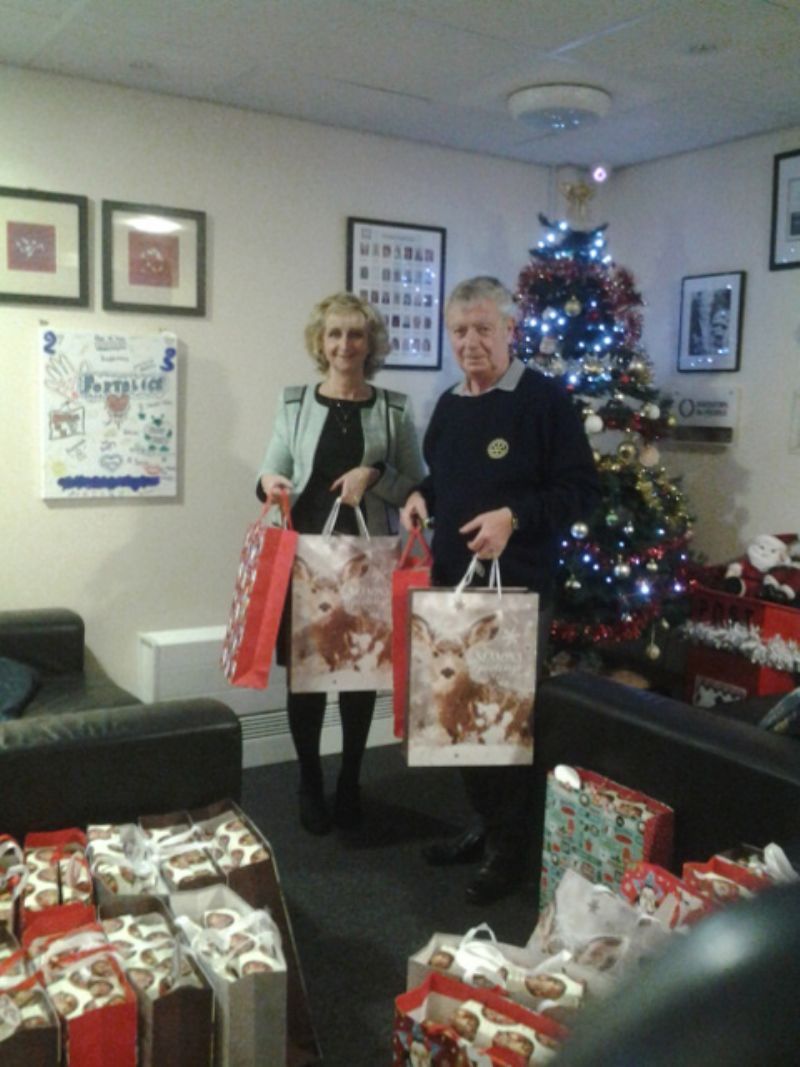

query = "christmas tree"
[[514, 205, 693, 661]]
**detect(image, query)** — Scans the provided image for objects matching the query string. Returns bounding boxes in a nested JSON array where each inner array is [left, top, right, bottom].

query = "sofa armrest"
[[0, 698, 242, 840], [532, 671, 800, 875], [0, 608, 85, 675]]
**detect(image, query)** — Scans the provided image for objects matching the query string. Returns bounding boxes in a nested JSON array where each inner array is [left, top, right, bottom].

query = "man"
[[400, 276, 600, 906]]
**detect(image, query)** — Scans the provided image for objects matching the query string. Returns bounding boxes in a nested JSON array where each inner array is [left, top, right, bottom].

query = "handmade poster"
[[40, 329, 178, 499]]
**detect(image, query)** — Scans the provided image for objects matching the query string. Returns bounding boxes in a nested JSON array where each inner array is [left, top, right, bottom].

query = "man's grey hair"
[[445, 276, 517, 320]]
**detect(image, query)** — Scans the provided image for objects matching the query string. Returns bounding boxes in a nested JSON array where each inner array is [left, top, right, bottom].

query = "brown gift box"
[[97, 895, 214, 1067]]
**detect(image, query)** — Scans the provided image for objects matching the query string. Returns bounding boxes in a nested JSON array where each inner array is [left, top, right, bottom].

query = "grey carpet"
[[241, 742, 538, 1066]]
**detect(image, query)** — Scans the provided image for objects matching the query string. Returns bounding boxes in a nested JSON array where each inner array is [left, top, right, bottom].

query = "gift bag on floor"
[[539, 765, 674, 910], [221, 492, 298, 689], [392, 525, 432, 739], [404, 557, 539, 766], [290, 498, 400, 693], [393, 971, 568, 1066]]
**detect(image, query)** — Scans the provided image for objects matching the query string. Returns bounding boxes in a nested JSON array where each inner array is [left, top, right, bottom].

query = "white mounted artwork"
[[41, 329, 178, 499]]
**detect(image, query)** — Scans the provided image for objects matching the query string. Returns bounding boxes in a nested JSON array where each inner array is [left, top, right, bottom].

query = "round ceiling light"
[[507, 84, 612, 133]]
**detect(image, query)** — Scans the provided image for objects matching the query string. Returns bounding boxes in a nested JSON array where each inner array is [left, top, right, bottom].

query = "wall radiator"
[[137, 626, 397, 769]]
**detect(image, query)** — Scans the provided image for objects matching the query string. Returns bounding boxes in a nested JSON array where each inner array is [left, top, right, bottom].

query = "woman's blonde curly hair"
[[304, 292, 390, 379]]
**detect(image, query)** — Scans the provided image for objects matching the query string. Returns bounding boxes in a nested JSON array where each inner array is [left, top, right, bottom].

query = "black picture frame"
[[346, 216, 446, 370], [0, 186, 89, 307], [677, 271, 745, 373], [770, 148, 800, 271], [102, 199, 206, 315]]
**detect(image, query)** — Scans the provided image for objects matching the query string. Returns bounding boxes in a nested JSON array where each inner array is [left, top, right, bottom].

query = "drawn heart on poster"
[[106, 394, 130, 423], [100, 453, 123, 472]]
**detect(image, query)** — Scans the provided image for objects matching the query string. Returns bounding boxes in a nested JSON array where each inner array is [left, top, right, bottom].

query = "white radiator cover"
[[137, 626, 396, 768]]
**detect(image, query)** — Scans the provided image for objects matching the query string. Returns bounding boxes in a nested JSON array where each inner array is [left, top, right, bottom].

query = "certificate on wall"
[[346, 217, 446, 370], [40, 329, 178, 499]]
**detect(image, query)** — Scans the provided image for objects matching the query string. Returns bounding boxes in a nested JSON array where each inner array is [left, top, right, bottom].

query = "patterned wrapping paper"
[[393, 972, 568, 1067], [539, 765, 674, 909], [99, 912, 202, 1000]]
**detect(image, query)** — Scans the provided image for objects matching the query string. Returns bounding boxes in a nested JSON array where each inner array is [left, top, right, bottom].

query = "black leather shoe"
[[422, 827, 485, 866], [465, 858, 524, 906], [299, 788, 332, 835]]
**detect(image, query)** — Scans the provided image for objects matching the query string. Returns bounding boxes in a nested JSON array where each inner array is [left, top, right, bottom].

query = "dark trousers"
[[287, 690, 376, 796]]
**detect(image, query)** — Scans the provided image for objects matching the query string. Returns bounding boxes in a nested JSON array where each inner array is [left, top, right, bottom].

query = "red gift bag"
[[393, 971, 568, 1066], [392, 526, 432, 738], [20, 829, 95, 942], [221, 493, 298, 689]]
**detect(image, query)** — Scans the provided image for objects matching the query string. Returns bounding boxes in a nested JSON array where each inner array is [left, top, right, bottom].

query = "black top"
[[257, 385, 377, 535], [417, 364, 601, 591]]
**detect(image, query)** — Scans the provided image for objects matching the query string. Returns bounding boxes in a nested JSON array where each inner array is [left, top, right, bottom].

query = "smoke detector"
[[507, 84, 612, 133]]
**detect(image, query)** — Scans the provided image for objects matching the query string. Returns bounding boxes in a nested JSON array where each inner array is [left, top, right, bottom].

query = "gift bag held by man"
[[290, 498, 399, 693], [392, 524, 432, 738], [405, 556, 538, 767], [221, 491, 298, 689]]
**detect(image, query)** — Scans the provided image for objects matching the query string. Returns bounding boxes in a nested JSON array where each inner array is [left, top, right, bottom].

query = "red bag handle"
[[261, 487, 293, 530], [398, 524, 433, 569]]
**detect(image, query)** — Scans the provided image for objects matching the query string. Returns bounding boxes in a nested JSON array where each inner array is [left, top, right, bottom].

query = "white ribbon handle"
[[322, 497, 370, 539], [454, 555, 503, 605], [764, 843, 800, 884]]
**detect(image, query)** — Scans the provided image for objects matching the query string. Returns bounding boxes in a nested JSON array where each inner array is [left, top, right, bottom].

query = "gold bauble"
[[617, 441, 638, 464], [564, 295, 582, 317]]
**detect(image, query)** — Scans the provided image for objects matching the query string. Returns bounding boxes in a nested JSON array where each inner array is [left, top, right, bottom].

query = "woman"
[[258, 291, 425, 835]]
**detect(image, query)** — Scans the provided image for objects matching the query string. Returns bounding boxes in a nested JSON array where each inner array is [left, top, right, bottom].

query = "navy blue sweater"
[[417, 364, 601, 592]]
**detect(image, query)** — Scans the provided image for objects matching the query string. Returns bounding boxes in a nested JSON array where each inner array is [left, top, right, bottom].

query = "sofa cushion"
[[0, 656, 40, 719]]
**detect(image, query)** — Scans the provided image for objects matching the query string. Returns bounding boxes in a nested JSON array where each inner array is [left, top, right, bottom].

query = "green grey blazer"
[[259, 384, 426, 534]]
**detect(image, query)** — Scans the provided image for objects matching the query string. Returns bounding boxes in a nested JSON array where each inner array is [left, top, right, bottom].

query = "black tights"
[[287, 690, 376, 797]]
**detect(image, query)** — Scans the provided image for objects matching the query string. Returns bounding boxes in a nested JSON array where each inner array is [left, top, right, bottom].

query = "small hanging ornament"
[[613, 559, 631, 579], [639, 444, 660, 468], [571, 521, 590, 539], [564, 295, 582, 317], [539, 335, 557, 355], [645, 625, 661, 661], [616, 440, 638, 464], [623, 521, 635, 536], [605, 510, 620, 527], [646, 559, 659, 573], [584, 412, 604, 434], [642, 402, 661, 420], [565, 575, 583, 591], [583, 358, 603, 375], [628, 357, 646, 377]]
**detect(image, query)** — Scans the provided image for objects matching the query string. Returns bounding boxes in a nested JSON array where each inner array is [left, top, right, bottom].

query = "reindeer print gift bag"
[[290, 504, 400, 693], [405, 580, 539, 767]]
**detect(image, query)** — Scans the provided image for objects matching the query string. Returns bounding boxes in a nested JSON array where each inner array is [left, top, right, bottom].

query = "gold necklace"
[[330, 399, 358, 435]]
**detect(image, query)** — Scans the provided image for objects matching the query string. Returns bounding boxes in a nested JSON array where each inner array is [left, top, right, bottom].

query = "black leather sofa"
[[0, 608, 242, 840], [532, 670, 800, 881]]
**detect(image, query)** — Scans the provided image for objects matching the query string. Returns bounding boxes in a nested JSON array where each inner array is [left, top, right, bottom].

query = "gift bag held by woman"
[[221, 492, 298, 689], [392, 524, 432, 738], [404, 556, 540, 767], [290, 498, 399, 694]]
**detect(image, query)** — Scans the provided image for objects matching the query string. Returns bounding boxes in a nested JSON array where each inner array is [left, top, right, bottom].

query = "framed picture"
[[677, 271, 745, 373], [0, 186, 88, 306], [770, 149, 800, 271], [102, 200, 206, 315], [346, 216, 446, 370]]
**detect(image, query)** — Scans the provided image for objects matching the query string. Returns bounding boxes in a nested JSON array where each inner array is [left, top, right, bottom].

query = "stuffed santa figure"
[[723, 534, 790, 597]]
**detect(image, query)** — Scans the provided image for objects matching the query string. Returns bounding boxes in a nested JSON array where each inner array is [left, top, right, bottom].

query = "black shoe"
[[299, 787, 332, 835], [422, 827, 485, 866], [465, 857, 525, 906], [334, 781, 362, 830]]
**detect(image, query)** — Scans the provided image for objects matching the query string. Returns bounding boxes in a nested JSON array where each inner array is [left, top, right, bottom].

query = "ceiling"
[[2, 0, 799, 169]]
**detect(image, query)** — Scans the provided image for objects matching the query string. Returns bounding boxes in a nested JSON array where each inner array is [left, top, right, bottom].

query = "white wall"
[[0, 66, 548, 693], [607, 129, 800, 563]]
